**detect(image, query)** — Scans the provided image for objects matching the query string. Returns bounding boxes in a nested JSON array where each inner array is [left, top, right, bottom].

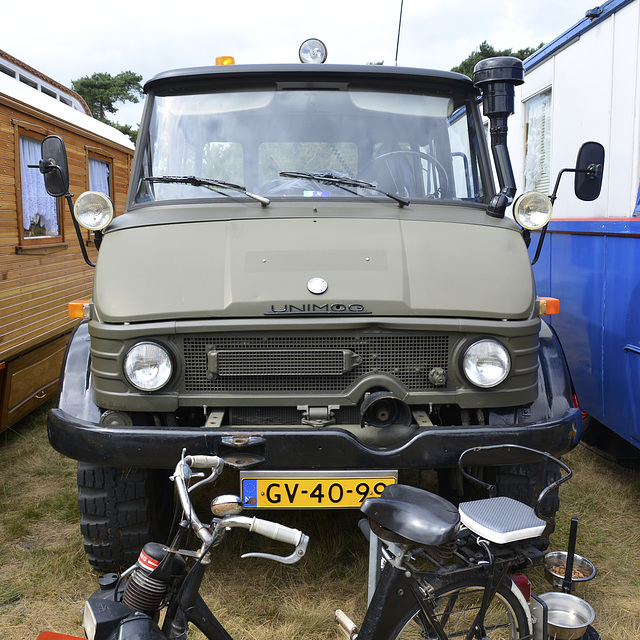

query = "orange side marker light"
[[538, 297, 560, 315], [68, 299, 91, 319]]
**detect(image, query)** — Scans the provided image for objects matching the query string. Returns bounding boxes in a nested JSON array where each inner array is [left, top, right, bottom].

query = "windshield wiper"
[[279, 171, 410, 207], [145, 176, 270, 207]]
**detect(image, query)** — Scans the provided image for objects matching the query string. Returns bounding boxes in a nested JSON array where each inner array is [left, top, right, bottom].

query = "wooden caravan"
[[0, 50, 134, 431]]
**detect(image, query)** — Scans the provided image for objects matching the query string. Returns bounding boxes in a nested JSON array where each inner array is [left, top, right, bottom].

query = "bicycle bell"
[[211, 494, 244, 516]]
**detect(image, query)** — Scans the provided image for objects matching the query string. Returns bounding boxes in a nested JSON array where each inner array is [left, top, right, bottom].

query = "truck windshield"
[[134, 84, 488, 206]]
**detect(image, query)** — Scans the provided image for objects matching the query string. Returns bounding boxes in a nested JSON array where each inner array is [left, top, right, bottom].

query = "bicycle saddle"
[[361, 484, 460, 546]]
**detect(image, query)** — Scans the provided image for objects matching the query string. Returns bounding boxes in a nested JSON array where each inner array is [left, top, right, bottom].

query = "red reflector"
[[572, 393, 588, 420], [37, 632, 85, 640], [511, 573, 531, 602]]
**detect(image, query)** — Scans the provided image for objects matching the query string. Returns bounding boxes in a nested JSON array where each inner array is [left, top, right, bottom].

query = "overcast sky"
[[3, 0, 594, 126]]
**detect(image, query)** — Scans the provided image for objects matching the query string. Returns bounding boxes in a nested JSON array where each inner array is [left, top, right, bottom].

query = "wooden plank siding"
[[0, 86, 133, 430]]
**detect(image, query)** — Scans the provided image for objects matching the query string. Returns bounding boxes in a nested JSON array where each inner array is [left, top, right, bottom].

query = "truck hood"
[[93, 214, 535, 323]]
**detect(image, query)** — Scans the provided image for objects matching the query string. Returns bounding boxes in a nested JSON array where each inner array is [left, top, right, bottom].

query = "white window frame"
[[18, 133, 62, 242], [524, 89, 552, 194]]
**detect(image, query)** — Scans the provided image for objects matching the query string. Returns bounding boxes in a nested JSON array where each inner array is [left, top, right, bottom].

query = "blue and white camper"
[[511, 0, 640, 458]]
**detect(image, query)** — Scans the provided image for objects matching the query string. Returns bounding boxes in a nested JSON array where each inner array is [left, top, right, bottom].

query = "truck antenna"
[[395, 0, 404, 66]]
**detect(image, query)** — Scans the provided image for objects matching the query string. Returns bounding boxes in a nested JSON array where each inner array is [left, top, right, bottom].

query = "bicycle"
[[37, 445, 582, 640]]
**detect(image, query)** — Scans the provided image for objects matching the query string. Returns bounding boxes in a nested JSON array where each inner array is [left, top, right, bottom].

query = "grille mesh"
[[181, 333, 450, 394], [216, 349, 346, 376]]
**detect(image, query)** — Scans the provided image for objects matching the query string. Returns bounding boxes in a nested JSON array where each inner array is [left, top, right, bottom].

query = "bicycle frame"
[[355, 539, 539, 640], [46, 452, 545, 640]]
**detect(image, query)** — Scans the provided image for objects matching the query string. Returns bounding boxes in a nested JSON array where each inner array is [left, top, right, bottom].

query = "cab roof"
[[144, 63, 475, 94]]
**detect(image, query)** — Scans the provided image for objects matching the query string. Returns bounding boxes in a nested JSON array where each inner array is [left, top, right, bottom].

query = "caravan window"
[[524, 90, 552, 193], [18, 134, 62, 242], [88, 155, 112, 197]]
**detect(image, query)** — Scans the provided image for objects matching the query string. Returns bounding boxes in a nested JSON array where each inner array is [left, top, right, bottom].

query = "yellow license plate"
[[240, 471, 397, 508]]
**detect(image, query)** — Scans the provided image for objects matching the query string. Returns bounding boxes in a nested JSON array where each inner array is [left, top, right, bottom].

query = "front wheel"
[[387, 577, 531, 640], [77, 463, 174, 572]]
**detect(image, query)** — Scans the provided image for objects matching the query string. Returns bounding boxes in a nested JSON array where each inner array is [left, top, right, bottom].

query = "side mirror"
[[574, 141, 604, 202], [39, 135, 70, 197], [526, 140, 605, 266]]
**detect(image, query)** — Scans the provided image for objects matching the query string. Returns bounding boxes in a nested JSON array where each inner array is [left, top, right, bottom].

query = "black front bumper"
[[47, 406, 581, 469]]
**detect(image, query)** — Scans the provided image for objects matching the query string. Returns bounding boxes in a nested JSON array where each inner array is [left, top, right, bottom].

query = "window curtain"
[[19, 135, 59, 237], [524, 91, 552, 193], [89, 157, 111, 196]]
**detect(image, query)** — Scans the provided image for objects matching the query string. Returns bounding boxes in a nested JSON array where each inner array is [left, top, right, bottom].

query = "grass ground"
[[1, 402, 639, 639]]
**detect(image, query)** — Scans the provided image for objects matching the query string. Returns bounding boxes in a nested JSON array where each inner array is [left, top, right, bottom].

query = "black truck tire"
[[77, 462, 174, 572]]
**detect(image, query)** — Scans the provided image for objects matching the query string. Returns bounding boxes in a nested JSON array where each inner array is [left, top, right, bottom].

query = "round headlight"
[[513, 191, 553, 230], [462, 339, 511, 388], [124, 342, 173, 391], [74, 191, 114, 231], [299, 38, 328, 64]]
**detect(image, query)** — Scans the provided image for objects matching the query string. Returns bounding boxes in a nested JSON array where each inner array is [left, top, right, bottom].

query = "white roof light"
[[299, 39, 328, 64]]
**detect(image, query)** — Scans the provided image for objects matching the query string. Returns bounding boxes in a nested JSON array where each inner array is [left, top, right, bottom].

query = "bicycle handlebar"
[[183, 454, 224, 469], [219, 516, 309, 564], [247, 517, 303, 546], [172, 454, 308, 564]]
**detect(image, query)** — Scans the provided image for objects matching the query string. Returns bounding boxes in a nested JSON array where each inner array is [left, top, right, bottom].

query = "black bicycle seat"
[[361, 484, 460, 546]]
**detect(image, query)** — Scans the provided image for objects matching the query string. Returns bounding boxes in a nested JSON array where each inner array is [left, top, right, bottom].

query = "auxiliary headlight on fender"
[[513, 191, 553, 230], [462, 339, 511, 388], [124, 342, 173, 391], [74, 190, 114, 231]]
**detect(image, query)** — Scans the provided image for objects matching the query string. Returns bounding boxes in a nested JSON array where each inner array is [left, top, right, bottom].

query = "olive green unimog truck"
[[38, 44, 603, 571]]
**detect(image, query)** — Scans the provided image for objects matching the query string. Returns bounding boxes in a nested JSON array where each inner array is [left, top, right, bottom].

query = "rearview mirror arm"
[[529, 162, 603, 266], [528, 167, 577, 266], [530, 224, 549, 266], [29, 157, 60, 179], [549, 163, 604, 204], [64, 193, 96, 268], [28, 162, 96, 268]]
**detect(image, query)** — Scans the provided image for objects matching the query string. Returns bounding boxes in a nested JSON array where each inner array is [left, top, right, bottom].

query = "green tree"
[[72, 70, 143, 143], [112, 122, 139, 145], [451, 41, 544, 78]]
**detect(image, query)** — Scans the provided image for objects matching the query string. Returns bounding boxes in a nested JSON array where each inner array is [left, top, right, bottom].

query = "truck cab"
[[45, 51, 590, 571]]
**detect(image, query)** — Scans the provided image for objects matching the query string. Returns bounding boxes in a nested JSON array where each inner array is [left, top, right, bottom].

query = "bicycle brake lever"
[[188, 467, 220, 493], [241, 533, 309, 565]]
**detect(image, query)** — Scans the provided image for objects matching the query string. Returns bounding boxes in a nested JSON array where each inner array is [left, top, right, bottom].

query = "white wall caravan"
[[510, 0, 640, 458]]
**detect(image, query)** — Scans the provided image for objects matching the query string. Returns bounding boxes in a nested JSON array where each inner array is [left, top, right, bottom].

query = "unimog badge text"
[[266, 303, 372, 315]]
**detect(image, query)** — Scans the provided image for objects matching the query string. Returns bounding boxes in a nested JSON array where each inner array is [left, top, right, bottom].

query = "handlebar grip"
[[185, 455, 223, 469], [249, 517, 302, 546]]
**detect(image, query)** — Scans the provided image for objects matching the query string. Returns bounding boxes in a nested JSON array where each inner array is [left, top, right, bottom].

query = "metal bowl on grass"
[[539, 592, 595, 640], [544, 551, 597, 590]]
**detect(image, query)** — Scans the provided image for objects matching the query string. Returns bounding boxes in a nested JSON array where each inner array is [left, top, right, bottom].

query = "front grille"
[[213, 349, 350, 377], [180, 333, 450, 394]]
